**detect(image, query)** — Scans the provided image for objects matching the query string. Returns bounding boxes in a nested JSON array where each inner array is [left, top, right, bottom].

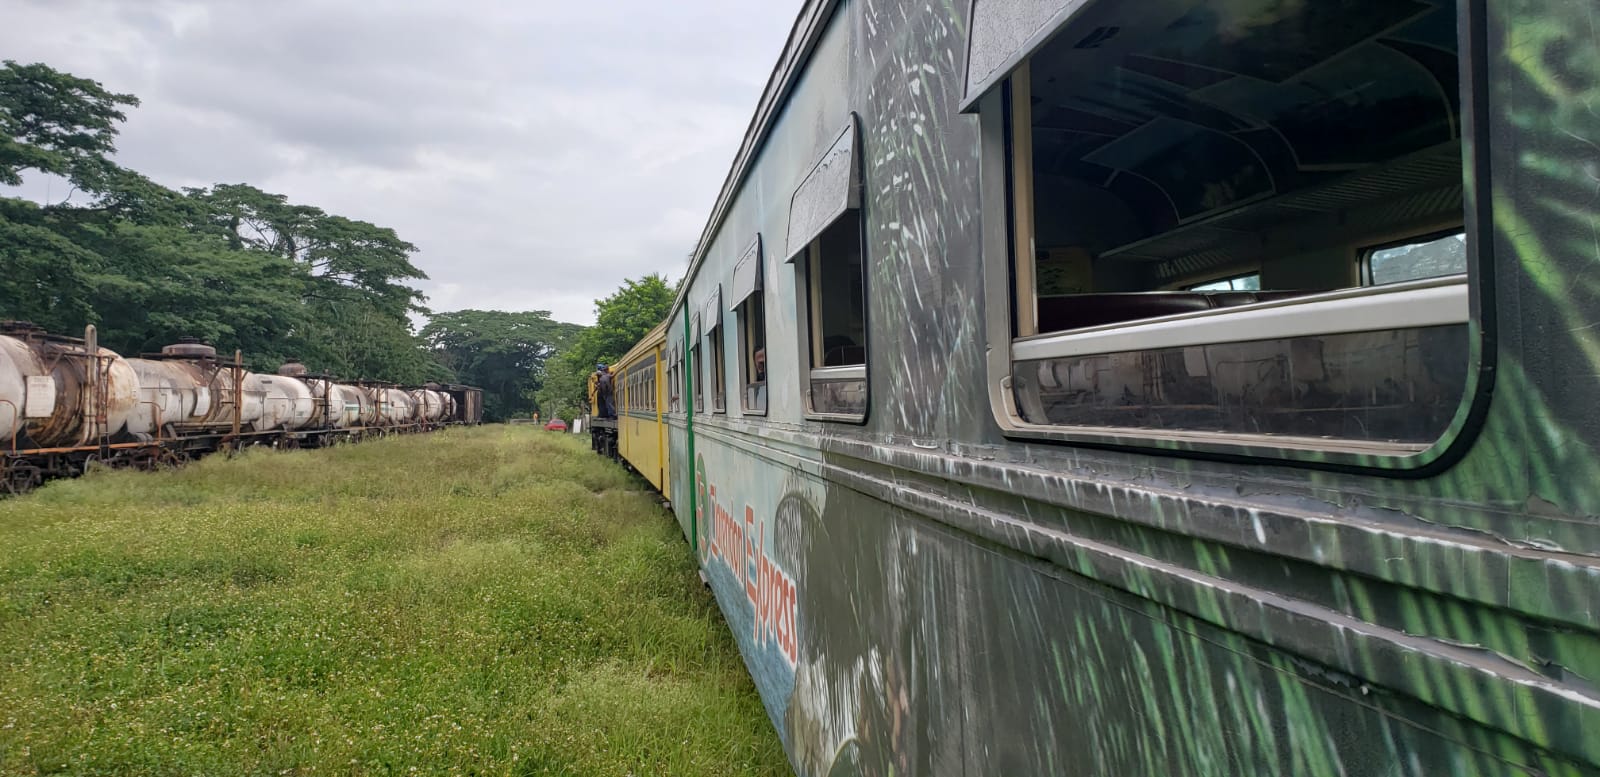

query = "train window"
[[970, 0, 1480, 456], [1367, 230, 1468, 286], [731, 236, 767, 416], [1186, 273, 1260, 293], [787, 118, 868, 421], [701, 287, 726, 414], [709, 327, 727, 413], [691, 342, 703, 413], [740, 295, 768, 415], [671, 346, 682, 413]]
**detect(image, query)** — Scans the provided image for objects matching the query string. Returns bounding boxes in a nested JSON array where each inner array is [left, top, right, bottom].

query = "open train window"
[[691, 340, 703, 414], [710, 328, 727, 413], [701, 287, 726, 414], [731, 237, 768, 416], [787, 118, 868, 421], [667, 345, 681, 414], [969, 0, 1482, 461]]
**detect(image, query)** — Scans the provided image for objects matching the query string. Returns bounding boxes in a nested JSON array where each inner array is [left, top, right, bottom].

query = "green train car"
[[633, 0, 1600, 773]]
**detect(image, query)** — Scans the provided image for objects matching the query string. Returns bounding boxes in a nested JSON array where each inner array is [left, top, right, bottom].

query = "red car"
[[543, 419, 568, 432]]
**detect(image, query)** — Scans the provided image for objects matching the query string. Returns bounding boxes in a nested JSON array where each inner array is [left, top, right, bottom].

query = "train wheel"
[[3, 462, 43, 495]]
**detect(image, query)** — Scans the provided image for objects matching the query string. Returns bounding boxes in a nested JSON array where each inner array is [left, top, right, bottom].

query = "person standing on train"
[[595, 364, 616, 420], [587, 366, 601, 417]]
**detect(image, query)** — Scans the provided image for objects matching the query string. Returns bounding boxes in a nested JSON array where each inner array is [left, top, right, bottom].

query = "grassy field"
[[0, 426, 787, 776]]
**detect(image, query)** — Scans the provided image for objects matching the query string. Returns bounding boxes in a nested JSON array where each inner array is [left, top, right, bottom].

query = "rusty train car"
[[0, 322, 481, 494], [600, 0, 1600, 774]]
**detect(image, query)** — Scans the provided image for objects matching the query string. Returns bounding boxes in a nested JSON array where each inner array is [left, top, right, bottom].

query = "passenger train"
[[0, 322, 483, 494], [595, 0, 1600, 774]]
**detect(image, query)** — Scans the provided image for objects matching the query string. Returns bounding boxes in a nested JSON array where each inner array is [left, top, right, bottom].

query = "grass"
[[0, 426, 787, 776]]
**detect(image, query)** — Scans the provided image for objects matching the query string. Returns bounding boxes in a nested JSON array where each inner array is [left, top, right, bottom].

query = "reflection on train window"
[[993, 0, 1476, 449], [708, 318, 727, 414], [1367, 230, 1468, 286], [739, 294, 767, 415], [798, 211, 868, 418]]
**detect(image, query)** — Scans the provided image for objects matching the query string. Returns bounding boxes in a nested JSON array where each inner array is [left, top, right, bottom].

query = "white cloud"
[[1, 0, 797, 325]]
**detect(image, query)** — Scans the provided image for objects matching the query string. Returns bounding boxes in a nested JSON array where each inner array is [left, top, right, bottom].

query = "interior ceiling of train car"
[[1026, 0, 1464, 292]]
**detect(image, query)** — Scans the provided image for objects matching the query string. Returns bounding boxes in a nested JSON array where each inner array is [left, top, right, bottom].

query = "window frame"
[[668, 342, 681, 412], [738, 291, 768, 417], [691, 341, 704, 415], [785, 116, 871, 425], [972, 4, 1497, 473], [1362, 225, 1470, 287], [709, 319, 727, 414], [795, 224, 870, 423]]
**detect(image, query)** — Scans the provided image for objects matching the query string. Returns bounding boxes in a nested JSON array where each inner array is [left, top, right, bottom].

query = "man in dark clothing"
[[595, 363, 616, 419]]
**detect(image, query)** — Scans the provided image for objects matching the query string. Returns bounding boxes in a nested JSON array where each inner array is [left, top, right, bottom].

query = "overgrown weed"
[[0, 426, 785, 776]]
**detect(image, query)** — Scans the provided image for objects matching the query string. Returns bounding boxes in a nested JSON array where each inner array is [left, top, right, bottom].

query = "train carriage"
[[625, 0, 1600, 774], [1, 322, 483, 493], [613, 321, 670, 499]]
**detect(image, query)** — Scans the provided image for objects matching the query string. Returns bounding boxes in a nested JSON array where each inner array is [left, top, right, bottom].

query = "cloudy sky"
[[2, 1, 798, 324]]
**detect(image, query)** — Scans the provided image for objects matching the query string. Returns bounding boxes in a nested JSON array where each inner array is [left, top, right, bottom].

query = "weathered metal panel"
[[656, 0, 1600, 773], [700, 285, 723, 333], [785, 118, 860, 261], [961, 0, 1096, 110], [730, 236, 764, 306], [22, 376, 54, 419]]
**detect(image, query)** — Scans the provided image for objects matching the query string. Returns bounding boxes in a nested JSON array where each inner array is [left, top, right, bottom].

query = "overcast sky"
[[2, 0, 798, 325]]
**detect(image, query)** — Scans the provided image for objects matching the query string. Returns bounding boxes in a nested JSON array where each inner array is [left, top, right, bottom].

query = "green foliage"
[[0, 426, 785, 775], [0, 60, 464, 384], [0, 60, 137, 188], [422, 309, 583, 421], [537, 274, 675, 419], [0, 199, 99, 332]]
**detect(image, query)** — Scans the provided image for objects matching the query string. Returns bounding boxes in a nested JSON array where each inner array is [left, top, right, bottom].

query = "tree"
[[0, 60, 519, 394], [0, 198, 100, 331], [536, 274, 675, 419], [185, 183, 436, 380], [0, 60, 138, 189], [423, 310, 583, 421]]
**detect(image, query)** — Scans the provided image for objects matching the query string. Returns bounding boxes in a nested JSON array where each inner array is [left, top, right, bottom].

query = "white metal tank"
[[327, 384, 363, 428], [380, 388, 414, 426], [0, 324, 139, 449], [249, 373, 314, 432], [410, 388, 446, 423], [125, 341, 265, 435]]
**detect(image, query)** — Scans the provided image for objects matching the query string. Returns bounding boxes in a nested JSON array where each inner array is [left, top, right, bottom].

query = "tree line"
[[1, 60, 676, 422]]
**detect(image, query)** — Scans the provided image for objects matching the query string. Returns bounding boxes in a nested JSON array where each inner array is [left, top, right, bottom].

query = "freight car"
[[598, 1, 1600, 775], [431, 383, 484, 426], [0, 322, 480, 493]]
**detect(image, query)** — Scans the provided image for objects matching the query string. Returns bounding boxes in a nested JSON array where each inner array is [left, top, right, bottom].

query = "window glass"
[[1369, 231, 1468, 285], [741, 294, 768, 414], [709, 323, 727, 413], [1187, 274, 1261, 292], [797, 209, 869, 418], [808, 213, 866, 367], [692, 343, 703, 413], [999, 0, 1474, 449]]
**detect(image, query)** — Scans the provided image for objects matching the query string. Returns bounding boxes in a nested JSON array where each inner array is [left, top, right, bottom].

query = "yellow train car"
[[612, 320, 669, 500]]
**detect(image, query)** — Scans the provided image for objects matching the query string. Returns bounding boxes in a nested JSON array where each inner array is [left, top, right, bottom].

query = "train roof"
[[671, 0, 835, 314]]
